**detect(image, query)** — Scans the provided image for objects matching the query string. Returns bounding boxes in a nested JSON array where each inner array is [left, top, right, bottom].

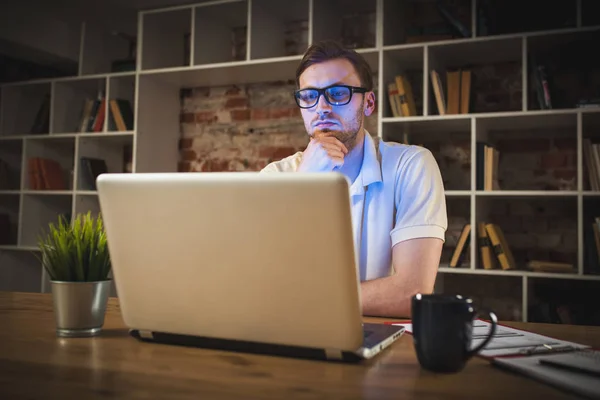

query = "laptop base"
[[129, 323, 404, 363], [129, 329, 364, 362]]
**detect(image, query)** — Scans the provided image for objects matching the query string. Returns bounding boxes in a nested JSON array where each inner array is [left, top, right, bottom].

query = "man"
[[261, 40, 447, 318]]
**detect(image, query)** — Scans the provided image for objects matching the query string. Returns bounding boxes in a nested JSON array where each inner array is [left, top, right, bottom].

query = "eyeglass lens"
[[296, 86, 352, 107]]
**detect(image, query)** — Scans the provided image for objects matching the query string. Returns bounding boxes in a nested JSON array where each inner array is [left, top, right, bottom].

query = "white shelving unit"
[[1, 0, 599, 324]]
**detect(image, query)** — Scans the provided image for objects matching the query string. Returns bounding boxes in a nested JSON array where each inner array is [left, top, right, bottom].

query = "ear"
[[364, 91, 376, 117]]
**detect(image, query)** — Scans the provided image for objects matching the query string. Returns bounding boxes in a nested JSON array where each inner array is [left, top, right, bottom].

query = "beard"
[[312, 104, 364, 152]]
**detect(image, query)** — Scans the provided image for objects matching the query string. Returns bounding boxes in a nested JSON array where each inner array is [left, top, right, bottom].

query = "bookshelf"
[[1, 0, 599, 325]]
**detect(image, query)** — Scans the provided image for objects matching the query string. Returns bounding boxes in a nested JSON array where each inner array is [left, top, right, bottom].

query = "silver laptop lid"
[[96, 172, 364, 352]]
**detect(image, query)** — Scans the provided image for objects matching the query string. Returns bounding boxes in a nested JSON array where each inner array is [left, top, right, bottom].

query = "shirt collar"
[[349, 131, 383, 196]]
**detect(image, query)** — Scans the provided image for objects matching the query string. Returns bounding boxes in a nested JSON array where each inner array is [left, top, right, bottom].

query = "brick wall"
[[179, 77, 378, 173], [179, 81, 307, 172]]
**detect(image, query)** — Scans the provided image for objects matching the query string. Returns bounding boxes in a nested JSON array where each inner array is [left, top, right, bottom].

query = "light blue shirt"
[[261, 132, 448, 281]]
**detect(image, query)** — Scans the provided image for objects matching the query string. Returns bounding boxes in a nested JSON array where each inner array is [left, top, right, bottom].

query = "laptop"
[[96, 172, 404, 362]]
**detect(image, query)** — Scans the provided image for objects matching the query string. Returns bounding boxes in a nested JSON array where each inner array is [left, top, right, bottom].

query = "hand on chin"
[[313, 128, 339, 140]]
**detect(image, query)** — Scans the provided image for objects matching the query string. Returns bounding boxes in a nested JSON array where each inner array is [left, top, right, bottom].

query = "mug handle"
[[466, 310, 498, 359]]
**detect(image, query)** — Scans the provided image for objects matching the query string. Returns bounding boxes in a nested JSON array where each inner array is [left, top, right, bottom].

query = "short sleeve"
[[260, 162, 280, 173], [259, 152, 303, 173], [389, 147, 447, 245]]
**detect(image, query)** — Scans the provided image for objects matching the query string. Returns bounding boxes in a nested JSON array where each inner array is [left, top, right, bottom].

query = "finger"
[[317, 137, 348, 154], [318, 139, 348, 155], [325, 148, 346, 160], [322, 145, 347, 159]]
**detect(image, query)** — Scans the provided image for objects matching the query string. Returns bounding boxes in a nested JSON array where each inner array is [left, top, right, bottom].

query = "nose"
[[314, 92, 332, 116]]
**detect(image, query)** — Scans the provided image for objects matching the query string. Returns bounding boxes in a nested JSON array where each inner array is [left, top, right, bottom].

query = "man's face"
[[297, 58, 374, 151]]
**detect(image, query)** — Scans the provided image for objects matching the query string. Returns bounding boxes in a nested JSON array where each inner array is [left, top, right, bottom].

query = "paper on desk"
[[472, 320, 589, 358], [390, 320, 589, 358]]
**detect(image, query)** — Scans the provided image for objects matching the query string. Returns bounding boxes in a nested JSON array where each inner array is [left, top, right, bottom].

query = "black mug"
[[411, 293, 497, 373]]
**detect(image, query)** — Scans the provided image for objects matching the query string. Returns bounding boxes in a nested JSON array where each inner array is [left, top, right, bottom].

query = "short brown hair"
[[295, 40, 374, 92]]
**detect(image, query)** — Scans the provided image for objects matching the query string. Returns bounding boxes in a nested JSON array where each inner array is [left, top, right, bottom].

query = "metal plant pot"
[[50, 280, 111, 337]]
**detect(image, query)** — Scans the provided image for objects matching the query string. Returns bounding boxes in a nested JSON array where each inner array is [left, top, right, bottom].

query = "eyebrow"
[[299, 82, 350, 90]]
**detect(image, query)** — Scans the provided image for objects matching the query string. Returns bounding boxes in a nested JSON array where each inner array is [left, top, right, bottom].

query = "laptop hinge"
[[324, 348, 343, 360], [139, 330, 154, 340]]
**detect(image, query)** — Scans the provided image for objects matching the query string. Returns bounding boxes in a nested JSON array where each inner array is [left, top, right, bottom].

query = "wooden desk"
[[1, 292, 598, 399]]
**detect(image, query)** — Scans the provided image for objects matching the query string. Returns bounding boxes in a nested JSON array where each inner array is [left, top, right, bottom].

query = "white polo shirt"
[[260, 132, 448, 281]]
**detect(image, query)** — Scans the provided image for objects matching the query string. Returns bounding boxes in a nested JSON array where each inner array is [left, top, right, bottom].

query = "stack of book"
[[77, 94, 134, 133], [387, 74, 417, 117], [430, 68, 471, 115], [448, 222, 517, 270], [27, 157, 67, 190]]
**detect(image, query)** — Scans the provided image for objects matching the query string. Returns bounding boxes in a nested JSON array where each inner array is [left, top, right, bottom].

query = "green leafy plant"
[[36, 211, 111, 282]]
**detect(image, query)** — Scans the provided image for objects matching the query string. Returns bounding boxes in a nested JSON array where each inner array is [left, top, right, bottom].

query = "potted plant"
[[37, 211, 112, 337]]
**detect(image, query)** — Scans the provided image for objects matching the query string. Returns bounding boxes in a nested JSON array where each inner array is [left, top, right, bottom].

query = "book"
[[446, 70, 461, 114], [80, 157, 108, 190], [394, 75, 417, 116], [387, 83, 402, 117], [477, 222, 497, 270], [449, 223, 470, 268], [430, 70, 446, 115], [485, 223, 517, 270]]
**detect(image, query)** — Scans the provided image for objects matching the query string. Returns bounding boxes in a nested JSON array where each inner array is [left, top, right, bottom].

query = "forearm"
[[360, 238, 443, 318], [360, 276, 417, 318]]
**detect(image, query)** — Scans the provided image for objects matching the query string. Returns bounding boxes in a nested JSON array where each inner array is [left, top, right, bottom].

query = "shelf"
[[582, 0, 600, 27], [193, 0, 249, 65], [442, 196, 471, 267], [582, 196, 600, 276], [140, 57, 298, 88], [76, 134, 133, 190], [439, 267, 600, 281], [526, 27, 600, 111], [382, 46, 424, 117], [139, 49, 379, 88], [80, 21, 136, 76], [476, 0, 577, 37], [20, 193, 72, 248], [107, 75, 136, 132], [446, 190, 470, 196], [0, 250, 42, 292], [383, 115, 471, 136], [438, 272, 524, 321], [430, 35, 522, 68], [582, 111, 600, 192], [141, 7, 192, 70], [74, 194, 100, 219], [428, 36, 523, 115], [0, 139, 23, 191], [0, 82, 51, 136], [477, 195, 579, 271], [312, 0, 376, 50], [52, 77, 106, 134], [475, 191, 578, 198], [476, 112, 577, 192], [528, 277, 600, 326], [24, 136, 75, 191], [383, 0, 471, 47], [249, 0, 308, 60], [0, 193, 20, 246]]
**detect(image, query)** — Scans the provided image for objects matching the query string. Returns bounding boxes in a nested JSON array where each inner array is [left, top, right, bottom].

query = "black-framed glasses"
[[293, 85, 367, 108]]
